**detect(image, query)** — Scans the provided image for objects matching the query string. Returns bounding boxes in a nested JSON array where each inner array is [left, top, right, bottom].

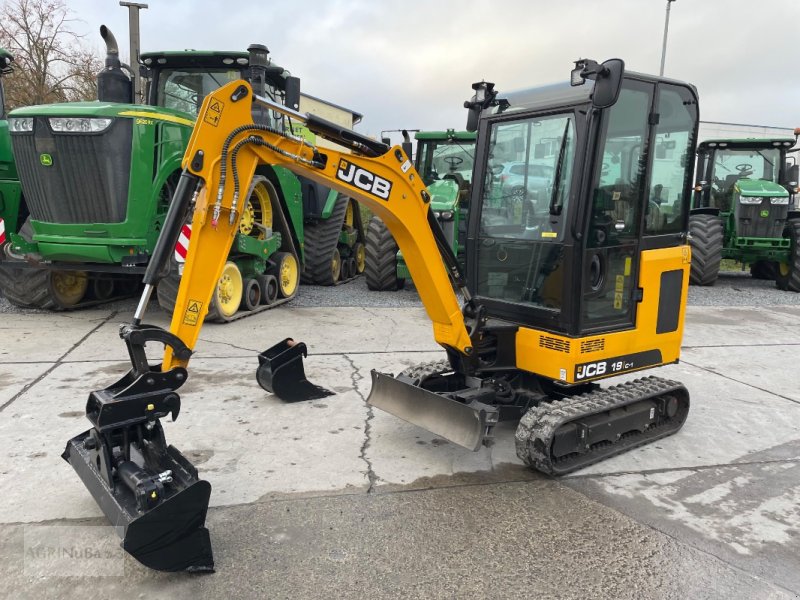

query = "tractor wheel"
[[273, 252, 299, 298], [157, 175, 274, 321], [353, 242, 366, 274], [210, 261, 243, 322], [775, 219, 800, 292], [750, 260, 778, 280], [365, 215, 404, 291], [241, 278, 262, 311], [0, 219, 88, 310], [300, 193, 350, 285], [688, 213, 724, 286]]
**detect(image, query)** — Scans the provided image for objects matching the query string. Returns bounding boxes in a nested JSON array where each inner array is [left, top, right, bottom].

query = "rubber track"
[[365, 215, 402, 291], [515, 376, 689, 475], [398, 359, 452, 383], [688, 213, 724, 286], [300, 193, 350, 286]]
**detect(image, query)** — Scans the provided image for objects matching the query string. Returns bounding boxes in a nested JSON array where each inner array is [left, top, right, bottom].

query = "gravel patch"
[[1, 271, 799, 316]]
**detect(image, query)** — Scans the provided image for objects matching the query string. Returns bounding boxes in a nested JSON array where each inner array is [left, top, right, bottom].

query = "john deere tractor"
[[0, 48, 24, 255], [365, 129, 476, 290], [689, 136, 800, 290], [0, 27, 363, 319]]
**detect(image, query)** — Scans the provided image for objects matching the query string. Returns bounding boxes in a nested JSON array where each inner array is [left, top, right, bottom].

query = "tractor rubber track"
[[156, 260, 295, 324], [301, 193, 358, 286], [365, 215, 403, 291], [515, 376, 689, 476], [688, 213, 724, 286]]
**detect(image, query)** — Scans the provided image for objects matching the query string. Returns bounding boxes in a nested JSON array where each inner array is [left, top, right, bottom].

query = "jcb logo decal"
[[336, 159, 392, 200], [575, 361, 607, 380]]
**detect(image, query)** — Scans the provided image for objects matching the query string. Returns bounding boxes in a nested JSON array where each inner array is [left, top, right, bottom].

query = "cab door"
[[581, 79, 655, 332]]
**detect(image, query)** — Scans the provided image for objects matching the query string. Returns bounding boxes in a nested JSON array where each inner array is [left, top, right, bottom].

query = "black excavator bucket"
[[256, 338, 333, 401], [63, 427, 213, 572], [62, 323, 214, 572]]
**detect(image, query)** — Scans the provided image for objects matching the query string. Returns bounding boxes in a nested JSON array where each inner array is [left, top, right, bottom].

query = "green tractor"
[[365, 129, 476, 290], [0, 48, 24, 256], [0, 27, 364, 319], [689, 136, 800, 290]]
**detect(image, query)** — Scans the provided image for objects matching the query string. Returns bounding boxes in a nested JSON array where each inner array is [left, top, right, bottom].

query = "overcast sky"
[[56, 0, 800, 138]]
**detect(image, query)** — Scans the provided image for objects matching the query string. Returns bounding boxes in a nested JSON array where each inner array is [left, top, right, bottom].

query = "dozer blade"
[[256, 338, 333, 401], [63, 428, 214, 572], [367, 370, 493, 451]]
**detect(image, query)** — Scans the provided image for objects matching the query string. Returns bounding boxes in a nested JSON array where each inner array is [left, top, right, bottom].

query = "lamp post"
[[659, 0, 676, 76]]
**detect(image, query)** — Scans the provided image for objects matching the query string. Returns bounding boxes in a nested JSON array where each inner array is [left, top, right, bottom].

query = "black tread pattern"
[[515, 376, 690, 475], [688, 213, 724, 286], [776, 219, 800, 292], [398, 359, 452, 383], [365, 215, 402, 291], [300, 193, 350, 286], [0, 263, 56, 309], [750, 260, 778, 280]]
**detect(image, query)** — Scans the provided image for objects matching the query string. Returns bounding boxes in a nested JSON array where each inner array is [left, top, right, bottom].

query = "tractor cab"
[[141, 48, 300, 125], [694, 139, 798, 215]]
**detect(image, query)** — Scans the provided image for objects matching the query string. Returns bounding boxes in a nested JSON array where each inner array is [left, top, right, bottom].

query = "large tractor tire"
[[688, 213, 724, 286], [300, 193, 349, 285], [0, 219, 90, 309], [776, 219, 800, 292], [365, 215, 405, 291], [750, 260, 778, 280]]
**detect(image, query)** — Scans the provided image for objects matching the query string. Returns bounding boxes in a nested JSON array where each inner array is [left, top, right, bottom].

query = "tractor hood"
[[9, 102, 195, 127], [734, 178, 789, 198]]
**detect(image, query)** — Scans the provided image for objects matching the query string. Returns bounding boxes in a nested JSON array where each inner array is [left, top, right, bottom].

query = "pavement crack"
[[0, 311, 119, 413], [343, 353, 378, 493], [565, 456, 800, 480], [681, 358, 800, 406]]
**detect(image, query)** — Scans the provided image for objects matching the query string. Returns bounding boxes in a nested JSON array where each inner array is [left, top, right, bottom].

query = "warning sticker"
[[183, 299, 204, 326], [203, 99, 224, 127]]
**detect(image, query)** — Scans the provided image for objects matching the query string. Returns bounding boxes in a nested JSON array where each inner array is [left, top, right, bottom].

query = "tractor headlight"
[[440, 210, 454, 221], [770, 196, 789, 205], [48, 117, 113, 133], [738, 196, 763, 205], [8, 117, 33, 132]]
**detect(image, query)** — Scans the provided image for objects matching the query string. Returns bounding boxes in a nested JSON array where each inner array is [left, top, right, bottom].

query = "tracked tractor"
[[0, 48, 24, 256], [365, 129, 476, 290], [0, 27, 363, 317], [688, 136, 800, 289], [62, 58, 698, 571]]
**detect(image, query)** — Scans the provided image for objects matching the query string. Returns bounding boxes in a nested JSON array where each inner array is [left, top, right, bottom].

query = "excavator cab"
[[469, 69, 698, 342]]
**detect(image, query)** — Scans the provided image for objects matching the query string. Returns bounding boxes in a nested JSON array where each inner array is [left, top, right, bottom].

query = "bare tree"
[[0, 0, 103, 109]]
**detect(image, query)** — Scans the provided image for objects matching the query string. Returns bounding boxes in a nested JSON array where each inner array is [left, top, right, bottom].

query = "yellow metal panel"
[[515, 245, 690, 384]]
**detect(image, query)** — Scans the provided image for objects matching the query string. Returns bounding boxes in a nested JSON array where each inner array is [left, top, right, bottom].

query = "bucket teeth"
[[256, 338, 333, 401]]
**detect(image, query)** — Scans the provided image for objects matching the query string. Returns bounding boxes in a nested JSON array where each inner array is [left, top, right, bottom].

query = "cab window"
[[475, 112, 575, 312]]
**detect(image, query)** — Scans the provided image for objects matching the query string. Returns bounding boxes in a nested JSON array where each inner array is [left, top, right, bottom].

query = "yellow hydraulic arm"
[[158, 80, 473, 370]]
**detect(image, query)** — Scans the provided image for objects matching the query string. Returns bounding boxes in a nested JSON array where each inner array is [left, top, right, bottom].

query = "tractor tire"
[[750, 260, 778, 280], [0, 262, 91, 310], [300, 193, 350, 286], [688, 213, 724, 286], [365, 215, 404, 291], [776, 219, 800, 292]]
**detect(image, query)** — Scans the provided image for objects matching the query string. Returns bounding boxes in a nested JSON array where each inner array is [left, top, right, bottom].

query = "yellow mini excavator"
[[62, 54, 699, 571]]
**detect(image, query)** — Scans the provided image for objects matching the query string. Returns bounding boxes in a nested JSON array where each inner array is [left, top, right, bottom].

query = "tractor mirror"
[[789, 164, 799, 187], [592, 59, 624, 109], [284, 76, 300, 111], [381, 137, 391, 145]]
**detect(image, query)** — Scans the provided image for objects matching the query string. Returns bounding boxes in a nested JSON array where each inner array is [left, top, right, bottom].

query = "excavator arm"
[[61, 81, 480, 573], [161, 80, 472, 369]]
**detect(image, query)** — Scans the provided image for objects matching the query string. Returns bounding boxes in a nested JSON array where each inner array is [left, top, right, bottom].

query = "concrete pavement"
[[0, 302, 799, 598]]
